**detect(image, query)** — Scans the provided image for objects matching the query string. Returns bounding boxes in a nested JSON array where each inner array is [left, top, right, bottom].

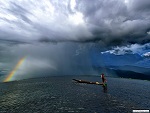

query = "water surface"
[[0, 76, 149, 113]]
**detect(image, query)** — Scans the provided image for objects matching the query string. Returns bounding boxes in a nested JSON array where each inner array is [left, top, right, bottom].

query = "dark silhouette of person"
[[101, 73, 107, 83], [101, 73, 107, 93]]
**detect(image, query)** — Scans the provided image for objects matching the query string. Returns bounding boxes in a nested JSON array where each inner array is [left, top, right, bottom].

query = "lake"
[[0, 76, 149, 113]]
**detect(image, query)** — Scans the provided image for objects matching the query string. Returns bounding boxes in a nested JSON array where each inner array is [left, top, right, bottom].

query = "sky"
[[0, 0, 150, 81]]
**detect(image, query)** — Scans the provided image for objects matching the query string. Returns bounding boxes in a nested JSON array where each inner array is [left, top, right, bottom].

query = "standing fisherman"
[[101, 73, 107, 83], [101, 73, 107, 92]]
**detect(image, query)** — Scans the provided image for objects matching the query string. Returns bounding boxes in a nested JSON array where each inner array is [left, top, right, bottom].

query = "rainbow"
[[3, 57, 26, 82]]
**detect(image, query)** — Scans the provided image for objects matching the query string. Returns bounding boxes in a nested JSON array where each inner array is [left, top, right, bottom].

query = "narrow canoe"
[[72, 79, 103, 85]]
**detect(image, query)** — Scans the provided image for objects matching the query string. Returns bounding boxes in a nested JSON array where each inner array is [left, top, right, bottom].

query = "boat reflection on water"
[[103, 84, 107, 93]]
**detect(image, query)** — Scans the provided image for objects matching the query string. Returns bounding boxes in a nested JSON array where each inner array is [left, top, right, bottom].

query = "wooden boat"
[[72, 79, 103, 85]]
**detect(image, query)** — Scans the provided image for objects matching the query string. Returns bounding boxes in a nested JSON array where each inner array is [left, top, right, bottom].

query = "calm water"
[[0, 76, 150, 113]]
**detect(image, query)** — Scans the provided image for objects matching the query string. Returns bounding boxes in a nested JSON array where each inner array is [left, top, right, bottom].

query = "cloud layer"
[[142, 52, 150, 58], [0, 0, 150, 47], [101, 43, 150, 55]]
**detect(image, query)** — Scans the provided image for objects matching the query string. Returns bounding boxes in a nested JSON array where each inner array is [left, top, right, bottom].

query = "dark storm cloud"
[[0, 0, 150, 47], [130, 0, 150, 12], [0, 39, 29, 45], [1, 0, 150, 46], [76, 0, 150, 47], [36, 0, 150, 47]]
